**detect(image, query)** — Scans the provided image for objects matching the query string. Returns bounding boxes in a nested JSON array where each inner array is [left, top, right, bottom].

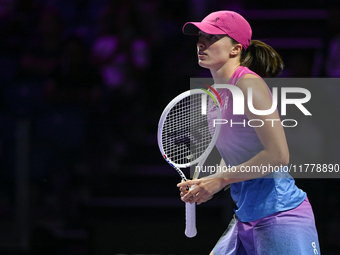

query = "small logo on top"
[[213, 17, 219, 23]]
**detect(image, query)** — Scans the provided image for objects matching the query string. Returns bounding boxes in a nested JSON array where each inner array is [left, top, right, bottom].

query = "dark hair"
[[231, 39, 284, 78]]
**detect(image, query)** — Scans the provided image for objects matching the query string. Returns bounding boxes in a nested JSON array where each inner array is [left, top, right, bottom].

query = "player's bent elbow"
[[275, 150, 290, 167], [281, 156, 290, 167]]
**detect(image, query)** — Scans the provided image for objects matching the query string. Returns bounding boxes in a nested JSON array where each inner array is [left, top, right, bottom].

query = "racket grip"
[[185, 202, 197, 238]]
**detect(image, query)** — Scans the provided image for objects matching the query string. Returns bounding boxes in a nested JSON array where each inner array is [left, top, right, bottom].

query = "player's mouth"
[[198, 51, 207, 59]]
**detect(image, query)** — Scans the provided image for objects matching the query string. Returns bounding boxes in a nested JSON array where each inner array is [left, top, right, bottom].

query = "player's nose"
[[197, 38, 205, 49]]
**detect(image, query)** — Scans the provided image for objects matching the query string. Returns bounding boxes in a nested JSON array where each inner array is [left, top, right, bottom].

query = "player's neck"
[[210, 62, 240, 83]]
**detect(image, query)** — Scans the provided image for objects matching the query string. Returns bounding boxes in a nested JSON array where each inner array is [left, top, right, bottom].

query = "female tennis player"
[[177, 10, 321, 254]]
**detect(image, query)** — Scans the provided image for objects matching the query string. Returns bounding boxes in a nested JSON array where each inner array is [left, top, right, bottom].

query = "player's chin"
[[198, 60, 210, 68]]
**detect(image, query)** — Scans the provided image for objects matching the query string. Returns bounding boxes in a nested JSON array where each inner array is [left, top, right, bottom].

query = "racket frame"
[[157, 88, 222, 238], [158, 89, 222, 169]]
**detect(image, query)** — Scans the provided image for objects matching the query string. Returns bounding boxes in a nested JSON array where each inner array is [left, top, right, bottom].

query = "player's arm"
[[178, 74, 289, 204], [178, 158, 230, 204], [218, 73, 290, 182]]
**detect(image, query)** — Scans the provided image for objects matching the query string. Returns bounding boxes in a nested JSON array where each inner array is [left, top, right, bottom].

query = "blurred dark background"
[[0, 0, 340, 254]]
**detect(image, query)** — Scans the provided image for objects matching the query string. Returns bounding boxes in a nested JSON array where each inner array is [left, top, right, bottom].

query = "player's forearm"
[[214, 149, 289, 186]]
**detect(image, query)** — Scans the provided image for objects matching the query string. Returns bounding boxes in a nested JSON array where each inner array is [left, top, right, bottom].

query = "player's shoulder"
[[236, 73, 267, 93]]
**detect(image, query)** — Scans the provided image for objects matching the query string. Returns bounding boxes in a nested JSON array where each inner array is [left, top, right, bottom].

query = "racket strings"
[[162, 93, 217, 165]]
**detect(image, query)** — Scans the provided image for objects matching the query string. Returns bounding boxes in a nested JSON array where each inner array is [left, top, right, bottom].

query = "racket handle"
[[185, 202, 197, 238]]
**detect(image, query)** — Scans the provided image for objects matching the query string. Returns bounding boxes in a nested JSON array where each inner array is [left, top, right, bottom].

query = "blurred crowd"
[[0, 0, 150, 235]]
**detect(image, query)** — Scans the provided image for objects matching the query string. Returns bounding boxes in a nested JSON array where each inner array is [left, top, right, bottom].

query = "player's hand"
[[177, 177, 229, 205], [178, 180, 190, 199]]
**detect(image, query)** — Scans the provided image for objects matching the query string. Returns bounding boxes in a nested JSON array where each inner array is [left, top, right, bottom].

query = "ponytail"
[[230, 39, 284, 77], [240, 40, 284, 78]]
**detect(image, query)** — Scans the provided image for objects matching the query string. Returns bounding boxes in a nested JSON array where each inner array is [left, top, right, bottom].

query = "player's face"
[[197, 31, 235, 70]]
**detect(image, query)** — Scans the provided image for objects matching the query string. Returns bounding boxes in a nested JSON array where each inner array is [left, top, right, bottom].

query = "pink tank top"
[[212, 66, 263, 166]]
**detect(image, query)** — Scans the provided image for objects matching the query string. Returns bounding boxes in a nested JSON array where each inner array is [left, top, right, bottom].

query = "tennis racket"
[[157, 88, 222, 238]]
